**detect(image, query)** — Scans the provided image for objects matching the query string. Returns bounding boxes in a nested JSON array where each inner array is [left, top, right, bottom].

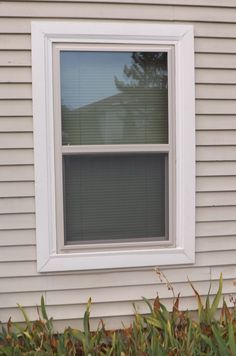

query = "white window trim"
[[31, 20, 195, 272]]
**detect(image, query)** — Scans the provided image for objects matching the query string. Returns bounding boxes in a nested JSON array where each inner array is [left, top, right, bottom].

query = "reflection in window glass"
[[60, 51, 168, 145]]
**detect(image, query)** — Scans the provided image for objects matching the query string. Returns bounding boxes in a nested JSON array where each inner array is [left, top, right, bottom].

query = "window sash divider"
[[61, 144, 170, 154]]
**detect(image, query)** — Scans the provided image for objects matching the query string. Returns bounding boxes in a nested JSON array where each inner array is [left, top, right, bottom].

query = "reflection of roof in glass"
[[63, 88, 168, 116]]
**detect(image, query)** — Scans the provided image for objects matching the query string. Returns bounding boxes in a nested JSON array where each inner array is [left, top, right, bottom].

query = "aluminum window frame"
[[31, 20, 195, 272]]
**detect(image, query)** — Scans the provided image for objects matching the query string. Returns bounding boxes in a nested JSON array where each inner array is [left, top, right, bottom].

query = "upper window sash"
[[53, 44, 174, 151]]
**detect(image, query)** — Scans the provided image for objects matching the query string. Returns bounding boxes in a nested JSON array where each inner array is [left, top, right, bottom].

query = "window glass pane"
[[60, 51, 168, 145], [63, 153, 167, 243]]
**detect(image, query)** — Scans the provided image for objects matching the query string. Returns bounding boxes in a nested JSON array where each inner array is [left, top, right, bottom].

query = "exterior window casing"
[[32, 21, 195, 272]]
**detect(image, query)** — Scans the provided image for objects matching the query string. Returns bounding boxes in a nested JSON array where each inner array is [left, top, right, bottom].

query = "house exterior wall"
[[0, 0, 236, 330]]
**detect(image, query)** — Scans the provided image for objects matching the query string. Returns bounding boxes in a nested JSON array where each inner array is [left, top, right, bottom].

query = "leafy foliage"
[[1, 275, 236, 355]]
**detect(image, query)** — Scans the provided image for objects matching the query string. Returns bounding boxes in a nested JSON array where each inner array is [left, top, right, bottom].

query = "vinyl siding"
[[0, 1, 236, 331]]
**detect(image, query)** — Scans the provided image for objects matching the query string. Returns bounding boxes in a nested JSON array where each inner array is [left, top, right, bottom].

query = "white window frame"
[[31, 20, 195, 272], [54, 43, 174, 253]]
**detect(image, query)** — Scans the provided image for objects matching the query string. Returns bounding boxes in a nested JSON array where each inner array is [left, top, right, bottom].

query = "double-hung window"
[[32, 21, 195, 272]]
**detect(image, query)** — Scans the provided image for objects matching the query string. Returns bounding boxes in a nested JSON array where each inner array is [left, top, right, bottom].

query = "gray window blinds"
[[63, 153, 167, 243]]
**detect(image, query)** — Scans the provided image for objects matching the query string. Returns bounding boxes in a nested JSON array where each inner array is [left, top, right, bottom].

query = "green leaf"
[[23, 331, 32, 340], [212, 324, 229, 356], [142, 297, 154, 313], [145, 316, 162, 329], [40, 295, 49, 321], [17, 304, 31, 331], [188, 278, 204, 322], [209, 273, 223, 320], [228, 321, 236, 356]]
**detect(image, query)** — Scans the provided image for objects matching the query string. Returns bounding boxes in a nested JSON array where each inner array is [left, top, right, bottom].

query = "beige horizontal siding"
[[0, 245, 36, 262], [0, 117, 33, 131], [42, 279, 236, 306], [0, 165, 34, 181], [196, 100, 236, 115], [193, 22, 236, 38], [196, 221, 236, 237], [196, 235, 236, 252], [196, 54, 236, 69], [0, 267, 210, 291], [0, 291, 45, 309], [0, 149, 33, 165], [196, 250, 236, 266], [0, 100, 32, 116], [0, 229, 35, 246], [197, 116, 236, 130], [196, 85, 236, 99], [196, 69, 236, 84], [197, 191, 236, 207], [3, 0, 235, 7], [197, 177, 236, 191], [197, 130, 236, 145], [195, 38, 236, 54], [0, 67, 31, 83], [0, 85, 32, 99], [0, 51, 31, 67], [197, 146, 236, 161], [0, 34, 31, 50], [196, 206, 236, 222], [0, 261, 37, 277], [212, 266, 236, 279], [1, 2, 236, 22], [0, 197, 35, 214], [0, 3, 175, 19], [0, 213, 35, 230], [197, 162, 236, 176], [0, 182, 34, 197], [1, 19, 236, 39], [0, 133, 33, 148]]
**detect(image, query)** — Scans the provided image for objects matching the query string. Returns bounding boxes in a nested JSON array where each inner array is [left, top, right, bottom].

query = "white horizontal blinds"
[[63, 153, 167, 243], [60, 51, 168, 145]]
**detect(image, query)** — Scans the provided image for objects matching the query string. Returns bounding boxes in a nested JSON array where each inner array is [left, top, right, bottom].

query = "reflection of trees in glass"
[[114, 52, 168, 144], [114, 52, 167, 90]]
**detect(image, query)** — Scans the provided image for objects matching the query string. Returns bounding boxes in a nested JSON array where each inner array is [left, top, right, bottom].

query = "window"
[[56, 49, 171, 249], [32, 21, 195, 272]]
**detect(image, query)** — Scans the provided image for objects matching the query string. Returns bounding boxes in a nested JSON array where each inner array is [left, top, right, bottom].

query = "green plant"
[[0, 275, 235, 355]]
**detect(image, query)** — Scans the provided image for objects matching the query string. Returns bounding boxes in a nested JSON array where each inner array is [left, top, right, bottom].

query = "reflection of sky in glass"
[[60, 51, 133, 110]]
